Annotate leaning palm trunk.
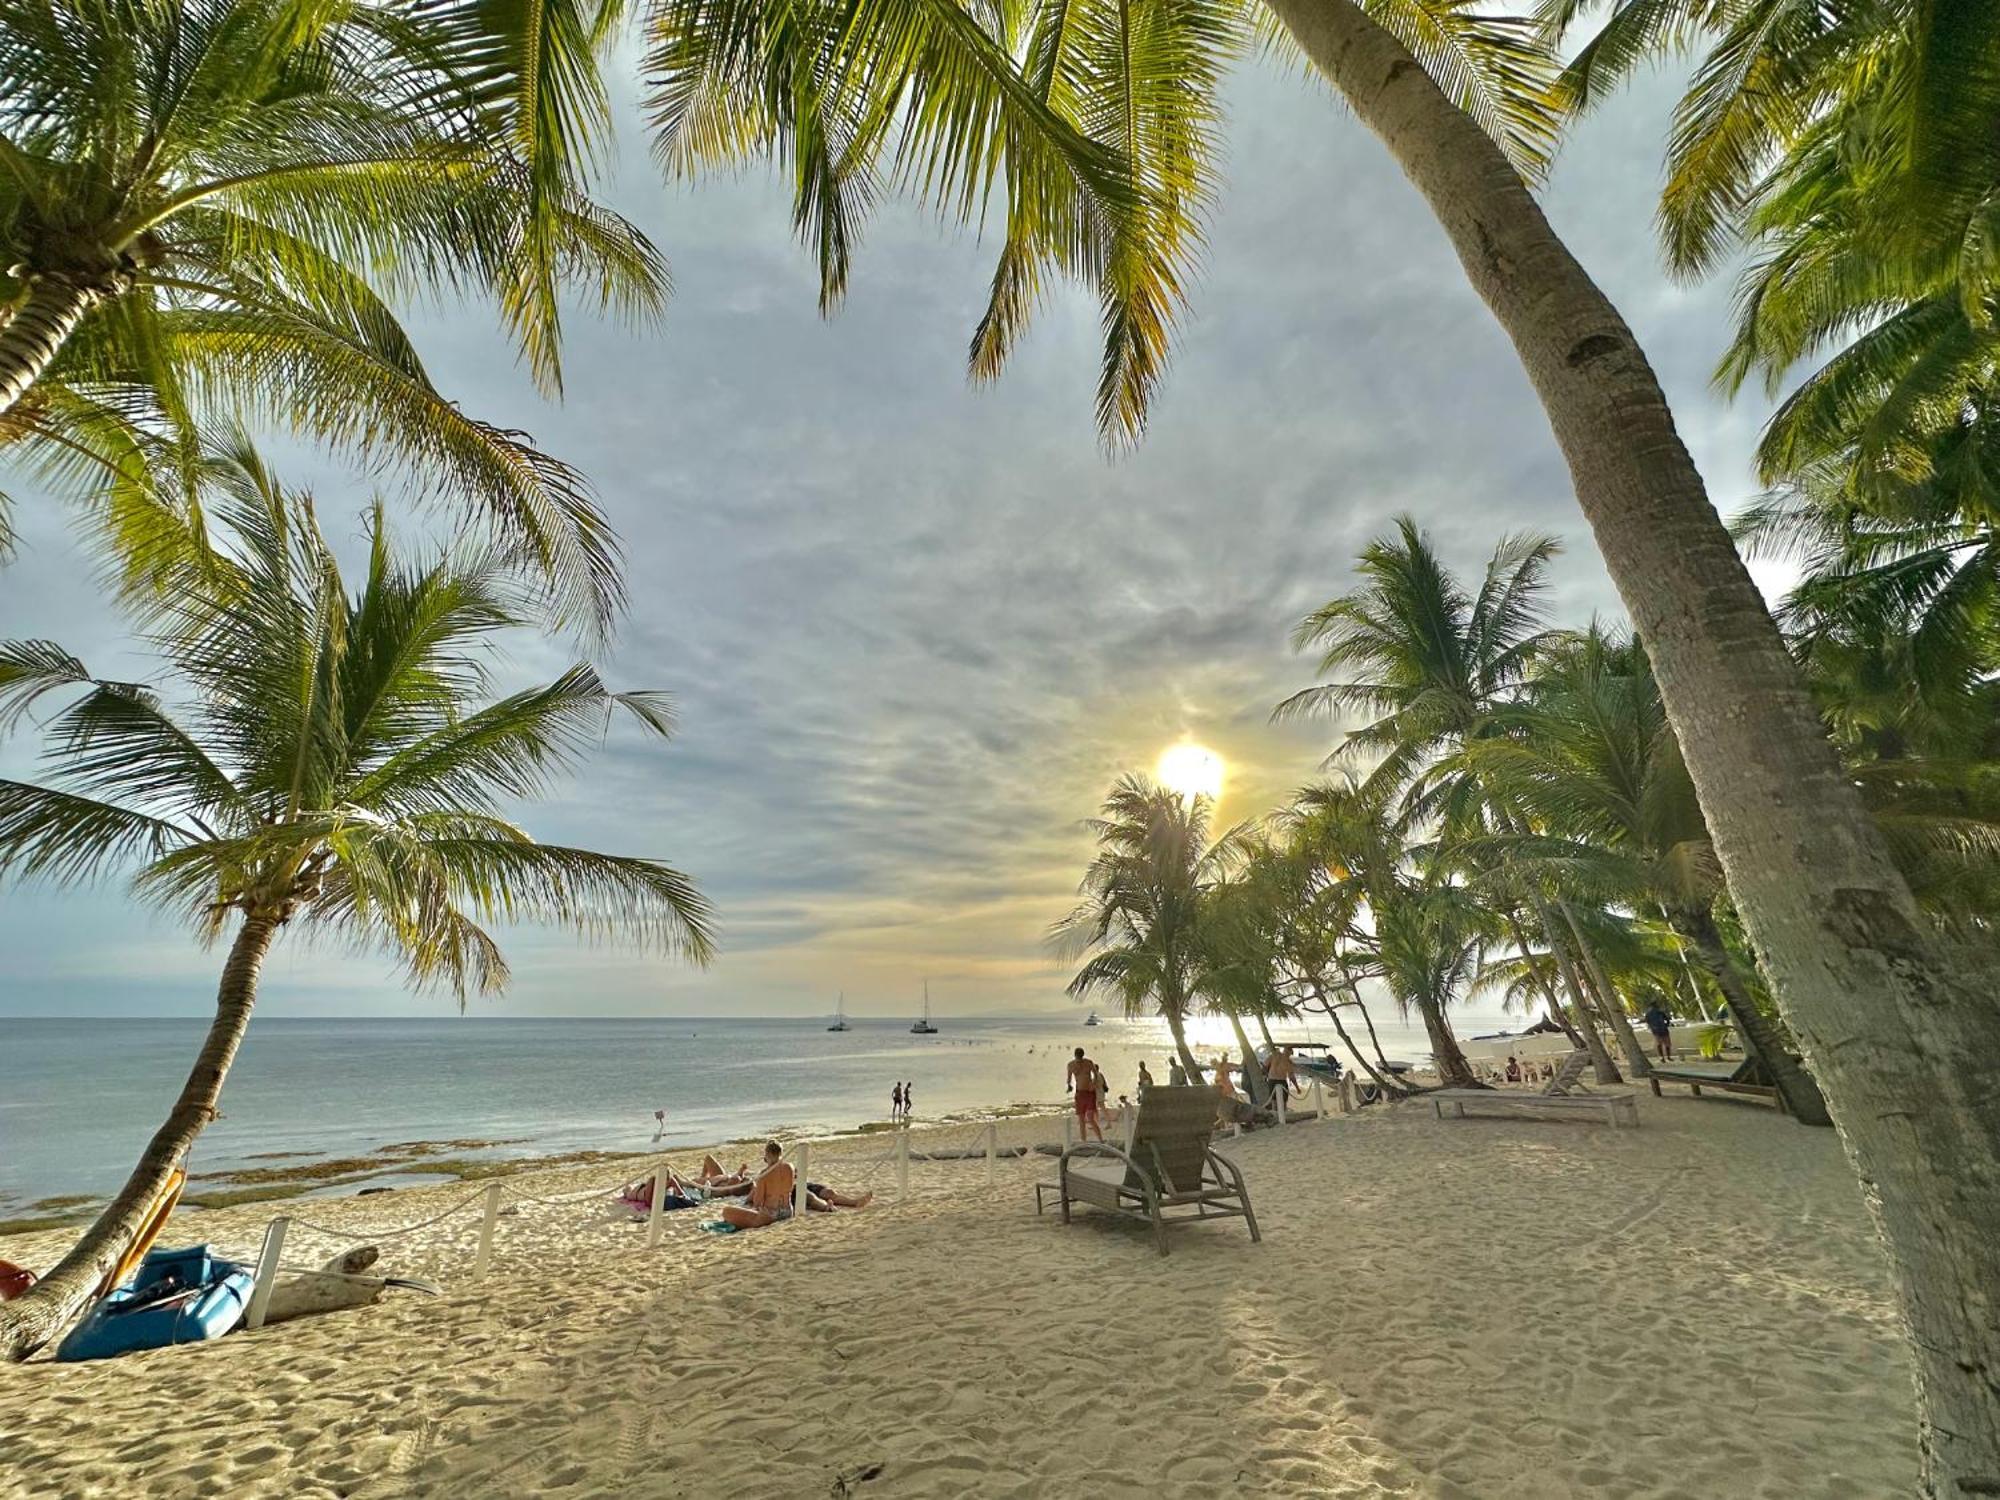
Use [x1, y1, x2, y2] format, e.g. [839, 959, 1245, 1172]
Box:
[1562, 905, 1652, 1080]
[0, 913, 279, 1361]
[0, 274, 111, 416]
[1508, 908, 1619, 1082]
[1228, 1013, 1271, 1109]
[1410, 991, 1478, 1088]
[1333, 961, 1400, 1076]
[1310, 984, 1409, 1098]
[1162, 999, 1206, 1084]
[1672, 909, 1832, 1127]
[1538, 905, 1622, 1082]
[1260, 0, 2000, 1482]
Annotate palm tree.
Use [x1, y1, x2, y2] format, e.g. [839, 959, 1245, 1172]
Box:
[642, 0, 2000, 1471]
[1050, 775, 1239, 1082]
[0, 0, 667, 625]
[1275, 519, 1625, 1078]
[0, 453, 715, 1361]
[1363, 866, 1486, 1089]
[1463, 628, 1832, 1121]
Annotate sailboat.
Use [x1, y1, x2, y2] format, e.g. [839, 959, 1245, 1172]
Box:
[910, 980, 939, 1035]
[826, 991, 849, 1033]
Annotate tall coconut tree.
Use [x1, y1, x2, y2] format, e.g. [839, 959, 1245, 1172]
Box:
[0, 0, 668, 625]
[1275, 519, 1625, 1075]
[1463, 628, 1831, 1119]
[0, 452, 715, 1361]
[642, 0, 2000, 1472]
[1050, 774, 1241, 1082]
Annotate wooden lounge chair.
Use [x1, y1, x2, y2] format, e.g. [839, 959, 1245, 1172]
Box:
[1646, 1023, 1792, 1113]
[1430, 1050, 1640, 1127]
[1034, 1085, 1261, 1255]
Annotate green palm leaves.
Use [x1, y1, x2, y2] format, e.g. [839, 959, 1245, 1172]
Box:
[0, 454, 714, 999]
[0, 0, 664, 625]
[642, 0, 1564, 442]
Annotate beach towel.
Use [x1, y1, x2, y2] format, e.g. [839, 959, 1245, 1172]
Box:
[698, 1220, 740, 1235]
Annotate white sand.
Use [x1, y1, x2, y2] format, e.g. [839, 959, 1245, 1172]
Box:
[0, 1094, 1916, 1497]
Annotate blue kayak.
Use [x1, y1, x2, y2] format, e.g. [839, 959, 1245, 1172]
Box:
[56, 1245, 254, 1363]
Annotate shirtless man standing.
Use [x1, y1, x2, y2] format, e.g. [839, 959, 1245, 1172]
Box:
[1067, 1047, 1106, 1142]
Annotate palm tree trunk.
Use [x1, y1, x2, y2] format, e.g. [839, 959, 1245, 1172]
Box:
[1412, 990, 1478, 1088]
[0, 275, 105, 417]
[1538, 903, 1622, 1083]
[1333, 959, 1399, 1076]
[1162, 1000, 1205, 1084]
[1504, 912, 1592, 1048]
[1228, 1012, 1271, 1109]
[1673, 908, 1832, 1127]
[1310, 986, 1408, 1098]
[1562, 904, 1653, 1080]
[0, 911, 280, 1362]
[1261, 0, 2000, 1483]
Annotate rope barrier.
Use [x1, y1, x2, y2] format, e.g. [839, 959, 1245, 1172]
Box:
[283, 1190, 486, 1242]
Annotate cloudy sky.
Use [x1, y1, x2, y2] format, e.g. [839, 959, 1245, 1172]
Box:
[0, 49, 1781, 1018]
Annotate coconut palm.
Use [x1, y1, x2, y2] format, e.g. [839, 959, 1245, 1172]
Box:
[1274, 519, 1626, 1075]
[0, 0, 667, 624]
[1463, 628, 1832, 1120]
[1050, 774, 1242, 1082]
[643, 0, 2000, 1469]
[0, 451, 714, 1361]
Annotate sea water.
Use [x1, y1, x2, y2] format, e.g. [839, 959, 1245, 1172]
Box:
[0, 1010, 1507, 1207]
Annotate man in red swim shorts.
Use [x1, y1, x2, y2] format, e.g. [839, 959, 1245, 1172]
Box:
[1067, 1047, 1106, 1142]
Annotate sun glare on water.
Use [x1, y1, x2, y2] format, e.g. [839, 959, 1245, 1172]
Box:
[1157, 742, 1225, 804]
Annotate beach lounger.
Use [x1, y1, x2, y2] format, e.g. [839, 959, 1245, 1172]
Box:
[1034, 1085, 1261, 1256]
[1430, 1050, 1640, 1127]
[1646, 1035, 1791, 1114]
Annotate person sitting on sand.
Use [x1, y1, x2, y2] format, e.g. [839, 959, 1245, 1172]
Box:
[719, 1142, 798, 1229]
[1504, 1055, 1522, 1083]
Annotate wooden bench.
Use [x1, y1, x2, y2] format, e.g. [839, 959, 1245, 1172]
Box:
[1431, 1090, 1639, 1128]
[1648, 1069, 1788, 1113]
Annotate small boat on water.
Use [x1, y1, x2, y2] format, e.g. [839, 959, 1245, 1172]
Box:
[57, 1245, 253, 1362]
[1083, 1011, 1101, 1027]
[827, 990, 850, 1032]
[910, 980, 938, 1035]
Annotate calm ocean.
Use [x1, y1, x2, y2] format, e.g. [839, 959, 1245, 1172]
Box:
[0, 1010, 1500, 1207]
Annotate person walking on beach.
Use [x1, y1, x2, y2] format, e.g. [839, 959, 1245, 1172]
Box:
[890, 1082, 904, 1122]
[901, 1081, 914, 1121]
[1067, 1047, 1105, 1141]
[1266, 1046, 1298, 1108]
[1642, 999, 1675, 1061]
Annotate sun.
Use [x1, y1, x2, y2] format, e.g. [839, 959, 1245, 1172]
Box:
[1157, 742, 1225, 804]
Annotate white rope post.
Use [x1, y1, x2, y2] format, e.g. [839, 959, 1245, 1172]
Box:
[1311, 1078, 1325, 1119]
[896, 1128, 910, 1199]
[645, 1165, 669, 1250]
[1122, 1103, 1134, 1151]
[244, 1216, 289, 1331]
[474, 1181, 504, 1275]
[793, 1142, 811, 1220]
[984, 1122, 998, 1184]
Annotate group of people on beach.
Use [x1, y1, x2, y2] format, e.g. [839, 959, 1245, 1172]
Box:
[1067, 1043, 1306, 1136]
[618, 1142, 873, 1231]
[888, 1081, 915, 1123]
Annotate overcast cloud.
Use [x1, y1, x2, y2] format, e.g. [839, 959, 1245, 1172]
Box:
[0, 52, 1781, 1018]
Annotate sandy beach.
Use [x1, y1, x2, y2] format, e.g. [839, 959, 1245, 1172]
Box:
[0, 1092, 1915, 1498]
